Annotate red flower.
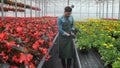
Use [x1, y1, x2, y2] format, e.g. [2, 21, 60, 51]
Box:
[46, 54, 50, 61]
[5, 24, 11, 30]
[16, 27, 23, 33]
[38, 39, 44, 44]
[26, 54, 33, 61]
[42, 29, 46, 32]
[5, 41, 16, 50]
[0, 32, 7, 41]
[19, 53, 33, 65]
[6, 41, 16, 48]
[13, 34, 19, 37]
[3, 55, 8, 61]
[19, 53, 26, 63]
[23, 47, 28, 52]
[40, 48, 48, 54]
[49, 41, 52, 47]
[0, 21, 4, 27]
[29, 62, 35, 68]
[0, 51, 5, 56]
[33, 31, 39, 37]
[0, 51, 9, 62]
[12, 55, 19, 63]
[12, 53, 33, 65]
[43, 24, 47, 29]
[24, 54, 33, 65]
[10, 66, 18, 68]
[7, 41, 16, 46]
[32, 42, 39, 50]
[25, 38, 29, 42]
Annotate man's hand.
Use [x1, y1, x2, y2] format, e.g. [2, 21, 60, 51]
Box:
[66, 33, 70, 37]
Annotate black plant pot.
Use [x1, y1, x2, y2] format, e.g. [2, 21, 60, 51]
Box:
[92, 47, 98, 52]
[107, 63, 112, 68]
[0, 64, 26, 68]
[80, 48, 89, 54]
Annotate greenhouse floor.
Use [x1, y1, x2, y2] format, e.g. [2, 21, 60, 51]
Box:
[42, 37, 78, 68]
[42, 37, 105, 68]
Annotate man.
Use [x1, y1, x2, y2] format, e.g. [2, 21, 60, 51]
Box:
[57, 6, 75, 68]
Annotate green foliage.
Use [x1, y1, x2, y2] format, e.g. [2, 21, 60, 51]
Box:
[112, 61, 120, 68]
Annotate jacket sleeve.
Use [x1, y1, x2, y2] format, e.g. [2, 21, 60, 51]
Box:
[57, 17, 67, 35]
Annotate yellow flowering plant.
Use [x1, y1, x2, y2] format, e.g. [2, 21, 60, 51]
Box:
[75, 19, 120, 67]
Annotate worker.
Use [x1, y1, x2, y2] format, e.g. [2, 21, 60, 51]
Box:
[57, 6, 75, 68]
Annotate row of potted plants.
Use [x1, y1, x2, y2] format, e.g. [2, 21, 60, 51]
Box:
[0, 0, 40, 11]
[0, 7, 25, 12]
[0, 17, 58, 68]
[102, 18, 118, 21]
[75, 19, 120, 68]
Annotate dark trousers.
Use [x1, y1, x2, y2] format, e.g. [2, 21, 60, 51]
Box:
[61, 58, 72, 68]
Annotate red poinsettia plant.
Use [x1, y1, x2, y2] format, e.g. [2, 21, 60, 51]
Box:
[0, 17, 58, 67]
[2, 0, 40, 10]
[31, 7, 41, 11]
[0, 7, 25, 12]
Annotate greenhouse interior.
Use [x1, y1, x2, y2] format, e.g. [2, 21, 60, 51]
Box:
[0, 0, 120, 68]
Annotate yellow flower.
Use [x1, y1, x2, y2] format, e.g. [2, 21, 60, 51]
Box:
[109, 29, 113, 31]
[117, 57, 120, 61]
[106, 46, 110, 48]
[112, 38, 115, 41]
[114, 31, 117, 33]
[109, 44, 113, 47]
[102, 43, 107, 47]
[108, 36, 111, 38]
[102, 43, 113, 48]
[100, 34, 104, 36]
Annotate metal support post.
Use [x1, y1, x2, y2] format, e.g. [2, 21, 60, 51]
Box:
[35, 0, 37, 17]
[1, 0, 4, 21]
[99, 2, 101, 18]
[88, 1, 90, 18]
[112, 0, 114, 19]
[102, 1, 105, 18]
[118, 0, 120, 19]
[24, 0, 26, 17]
[68, 0, 70, 6]
[106, 0, 109, 18]
[39, 0, 40, 17]
[30, 0, 32, 17]
[15, 0, 17, 18]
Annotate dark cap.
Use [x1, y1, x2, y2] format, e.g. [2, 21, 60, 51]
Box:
[64, 6, 72, 12]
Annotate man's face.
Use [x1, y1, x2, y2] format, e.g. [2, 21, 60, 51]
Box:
[64, 12, 72, 17]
